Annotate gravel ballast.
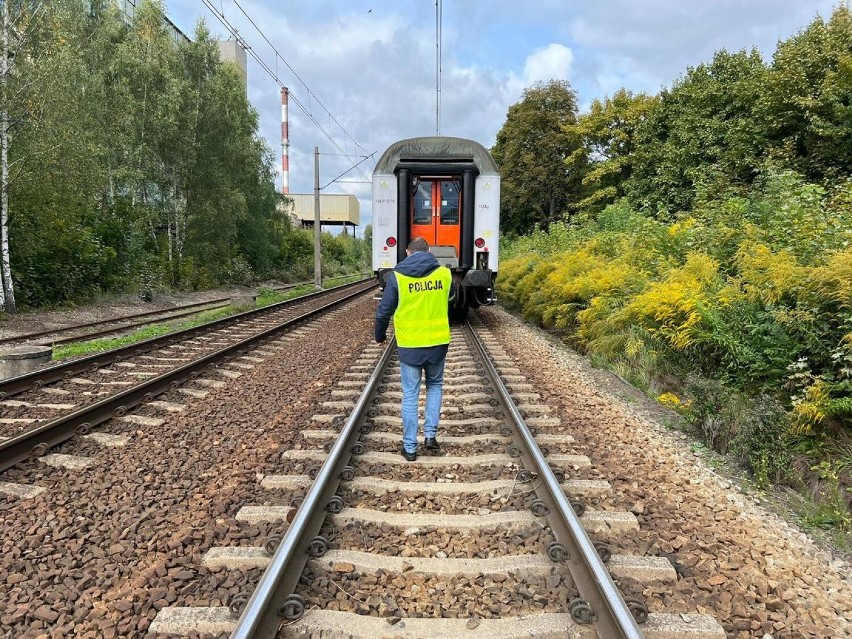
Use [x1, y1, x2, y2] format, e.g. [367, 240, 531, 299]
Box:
[0, 296, 378, 638]
[478, 306, 851, 639]
[4, 294, 846, 638]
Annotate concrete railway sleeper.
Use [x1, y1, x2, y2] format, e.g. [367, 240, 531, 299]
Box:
[0, 281, 374, 441]
[0, 273, 372, 348]
[0, 278, 373, 403]
[0, 283, 376, 474]
[149, 316, 726, 638]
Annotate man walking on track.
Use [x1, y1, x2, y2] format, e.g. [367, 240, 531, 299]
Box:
[375, 237, 452, 461]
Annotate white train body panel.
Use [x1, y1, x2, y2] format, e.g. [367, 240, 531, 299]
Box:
[371, 173, 399, 271]
[473, 175, 500, 272]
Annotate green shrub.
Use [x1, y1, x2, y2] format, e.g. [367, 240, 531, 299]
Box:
[729, 394, 792, 489]
[496, 167, 851, 512]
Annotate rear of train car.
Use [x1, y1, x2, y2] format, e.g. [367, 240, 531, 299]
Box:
[371, 136, 500, 318]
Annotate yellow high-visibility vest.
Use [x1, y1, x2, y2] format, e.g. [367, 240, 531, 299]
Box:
[394, 267, 452, 348]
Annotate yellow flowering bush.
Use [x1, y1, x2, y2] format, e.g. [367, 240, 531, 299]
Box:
[792, 380, 832, 433]
[496, 254, 541, 304]
[497, 183, 851, 455]
[657, 392, 692, 414]
[539, 248, 645, 329]
[607, 253, 720, 350]
[734, 241, 803, 306]
[806, 249, 852, 309]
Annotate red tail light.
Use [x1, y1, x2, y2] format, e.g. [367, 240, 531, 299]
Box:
[386, 237, 397, 247]
[474, 237, 485, 248]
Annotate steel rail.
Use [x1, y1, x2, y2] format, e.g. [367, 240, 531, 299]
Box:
[0, 273, 371, 347]
[0, 298, 232, 346]
[229, 339, 396, 639]
[44, 301, 233, 346]
[0, 285, 376, 473]
[0, 279, 373, 399]
[464, 321, 644, 639]
[43, 275, 372, 347]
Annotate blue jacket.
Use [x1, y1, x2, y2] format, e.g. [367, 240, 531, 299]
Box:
[375, 250, 450, 366]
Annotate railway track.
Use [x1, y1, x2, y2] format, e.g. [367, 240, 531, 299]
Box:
[148, 314, 726, 638]
[0, 273, 370, 348]
[0, 280, 375, 474]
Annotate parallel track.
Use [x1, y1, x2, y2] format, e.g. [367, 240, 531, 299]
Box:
[0, 281, 376, 473]
[0, 279, 371, 400]
[0, 273, 370, 347]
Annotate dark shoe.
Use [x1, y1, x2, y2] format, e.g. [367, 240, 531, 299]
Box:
[424, 437, 440, 451]
[400, 447, 417, 462]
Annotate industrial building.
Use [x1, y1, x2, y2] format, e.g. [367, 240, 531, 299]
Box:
[217, 40, 248, 90]
[110, 2, 248, 94]
[113, 0, 189, 44]
[286, 194, 360, 234]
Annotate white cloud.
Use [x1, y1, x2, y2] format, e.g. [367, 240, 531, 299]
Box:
[169, 0, 839, 234]
[523, 43, 574, 86]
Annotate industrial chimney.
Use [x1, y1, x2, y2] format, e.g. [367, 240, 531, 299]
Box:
[281, 86, 290, 194]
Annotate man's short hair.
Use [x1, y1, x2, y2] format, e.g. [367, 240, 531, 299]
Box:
[408, 237, 429, 253]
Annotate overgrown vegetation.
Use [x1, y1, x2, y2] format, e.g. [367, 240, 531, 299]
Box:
[0, 1, 368, 312]
[495, 5, 852, 540]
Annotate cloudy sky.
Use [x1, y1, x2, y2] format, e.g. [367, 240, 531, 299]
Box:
[164, 0, 836, 231]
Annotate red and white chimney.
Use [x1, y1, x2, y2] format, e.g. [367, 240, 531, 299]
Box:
[281, 86, 290, 194]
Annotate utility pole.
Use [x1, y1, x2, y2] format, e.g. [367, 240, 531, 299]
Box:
[435, 0, 442, 136]
[313, 146, 322, 289]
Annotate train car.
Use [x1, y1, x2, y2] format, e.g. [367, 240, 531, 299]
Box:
[372, 136, 500, 319]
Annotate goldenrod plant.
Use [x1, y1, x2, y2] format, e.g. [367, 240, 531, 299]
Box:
[497, 175, 851, 539]
[492, 5, 852, 542]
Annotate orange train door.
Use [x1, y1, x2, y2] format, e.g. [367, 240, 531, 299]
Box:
[410, 178, 461, 255]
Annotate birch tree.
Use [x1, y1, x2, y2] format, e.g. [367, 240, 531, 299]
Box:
[1, 0, 10, 310]
[8, 1, 112, 307]
[0, 0, 50, 313]
[1, 0, 19, 312]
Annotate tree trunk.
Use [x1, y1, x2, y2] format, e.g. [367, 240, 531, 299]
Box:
[174, 180, 184, 276]
[1, 0, 16, 313]
[171, 178, 183, 287]
[166, 214, 173, 284]
[0, 2, 7, 311]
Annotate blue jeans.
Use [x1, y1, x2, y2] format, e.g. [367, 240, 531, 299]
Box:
[400, 358, 445, 453]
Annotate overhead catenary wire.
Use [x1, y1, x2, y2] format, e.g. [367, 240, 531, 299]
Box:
[200, 0, 373, 184]
[321, 152, 376, 190]
[230, 0, 372, 164]
[201, 0, 369, 182]
[435, 0, 442, 136]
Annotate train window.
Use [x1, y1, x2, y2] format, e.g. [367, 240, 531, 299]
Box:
[413, 182, 432, 225]
[440, 180, 459, 225]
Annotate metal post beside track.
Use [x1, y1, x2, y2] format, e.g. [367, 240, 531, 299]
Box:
[314, 146, 322, 289]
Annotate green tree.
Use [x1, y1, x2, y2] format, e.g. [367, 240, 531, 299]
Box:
[2, 0, 367, 309]
[113, 1, 183, 279]
[8, 1, 119, 307]
[566, 88, 658, 214]
[762, 5, 852, 181]
[627, 49, 769, 217]
[492, 80, 582, 235]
